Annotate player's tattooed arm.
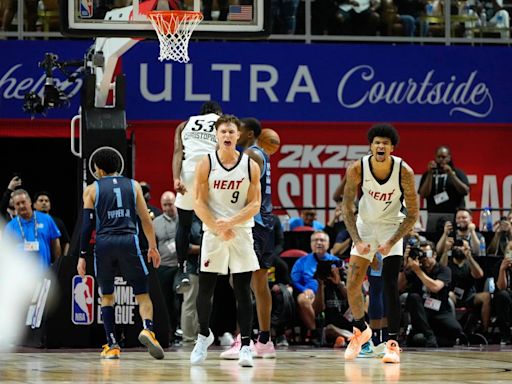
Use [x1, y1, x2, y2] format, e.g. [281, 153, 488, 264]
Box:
[342, 161, 362, 244]
[389, 163, 420, 245]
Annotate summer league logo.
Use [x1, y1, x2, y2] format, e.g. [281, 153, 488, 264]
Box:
[337, 65, 494, 118]
[71, 275, 94, 325]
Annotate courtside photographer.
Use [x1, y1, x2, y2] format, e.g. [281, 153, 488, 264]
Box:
[399, 240, 462, 347]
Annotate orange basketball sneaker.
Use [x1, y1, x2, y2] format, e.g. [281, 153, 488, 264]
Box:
[381, 340, 401, 364]
[100, 344, 121, 359]
[344, 326, 372, 360]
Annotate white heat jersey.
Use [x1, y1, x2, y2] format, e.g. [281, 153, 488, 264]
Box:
[181, 113, 220, 173]
[357, 155, 406, 225]
[205, 152, 254, 230]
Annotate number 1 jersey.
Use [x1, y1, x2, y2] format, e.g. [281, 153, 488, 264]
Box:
[95, 176, 138, 236]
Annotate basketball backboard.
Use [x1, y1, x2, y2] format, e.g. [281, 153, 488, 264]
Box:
[61, 0, 270, 39]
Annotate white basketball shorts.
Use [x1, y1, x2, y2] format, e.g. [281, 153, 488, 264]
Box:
[350, 221, 404, 261]
[200, 227, 260, 274]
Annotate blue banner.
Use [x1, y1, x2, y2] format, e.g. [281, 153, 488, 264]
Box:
[0, 40, 511, 122]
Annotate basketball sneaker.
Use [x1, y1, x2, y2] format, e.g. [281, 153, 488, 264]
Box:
[138, 329, 165, 360]
[381, 340, 401, 364]
[238, 345, 254, 367]
[100, 343, 121, 359]
[344, 326, 372, 360]
[220, 334, 256, 360]
[254, 340, 276, 359]
[358, 340, 387, 358]
[358, 340, 375, 358]
[190, 330, 214, 365]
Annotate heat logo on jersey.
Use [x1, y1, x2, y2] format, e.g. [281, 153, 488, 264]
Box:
[368, 188, 396, 201]
[72, 275, 94, 325]
[212, 178, 245, 190]
[80, 0, 93, 18]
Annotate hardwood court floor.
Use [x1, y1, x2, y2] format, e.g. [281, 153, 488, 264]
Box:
[2, 345, 512, 383]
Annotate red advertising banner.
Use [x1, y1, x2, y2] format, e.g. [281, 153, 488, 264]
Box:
[2, 119, 509, 229]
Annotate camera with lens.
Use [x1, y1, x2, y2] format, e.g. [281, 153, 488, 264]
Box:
[409, 245, 427, 261]
[315, 259, 345, 280]
[22, 52, 83, 116]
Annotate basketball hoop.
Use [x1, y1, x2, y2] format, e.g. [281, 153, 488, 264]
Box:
[146, 10, 203, 63]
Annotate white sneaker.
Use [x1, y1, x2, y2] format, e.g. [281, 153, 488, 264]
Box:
[219, 332, 235, 346]
[238, 345, 254, 367]
[190, 330, 214, 365]
[220, 334, 256, 360]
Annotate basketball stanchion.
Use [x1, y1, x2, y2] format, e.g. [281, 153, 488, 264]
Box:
[145, 10, 203, 63]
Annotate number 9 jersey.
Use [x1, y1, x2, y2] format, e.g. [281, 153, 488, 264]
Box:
[205, 152, 254, 230]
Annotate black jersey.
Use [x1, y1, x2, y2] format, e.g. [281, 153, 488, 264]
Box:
[94, 176, 138, 236]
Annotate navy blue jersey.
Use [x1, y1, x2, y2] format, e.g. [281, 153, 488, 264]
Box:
[94, 176, 138, 236]
[250, 145, 274, 229]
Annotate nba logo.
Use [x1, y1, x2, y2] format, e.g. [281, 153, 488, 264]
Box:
[80, 0, 93, 18]
[72, 275, 94, 325]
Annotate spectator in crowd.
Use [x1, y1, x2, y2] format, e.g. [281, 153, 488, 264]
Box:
[136, 181, 162, 260]
[33, 191, 71, 256]
[331, 227, 352, 261]
[2, 0, 37, 32]
[140, 181, 163, 219]
[181, 212, 202, 344]
[1, 176, 21, 225]
[439, 238, 491, 335]
[493, 240, 512, 344]
[479, 0, 510, 34]
[334, 0, 381, 35]
[436, 208, 484, 257]
[271, 0, 300, 34]
[289, 209, 325, 231]
[269, 253, 295, 346]
[324, 200, 347, 244]
[488, 214, 512, 256]
[203, 0, 229, 20]
[4, 189, 61, 269]
[399, 240, 463, 347]
[328, 202, 354, 261]
[418, 146, 470, 233]
[291, 231, 340, 344]
[153, 191, 180, 343]
[395, 0, 428, 36]
[314, 258, 353, 347]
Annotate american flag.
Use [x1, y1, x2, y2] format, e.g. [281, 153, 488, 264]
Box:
[228, 5, 253, 21]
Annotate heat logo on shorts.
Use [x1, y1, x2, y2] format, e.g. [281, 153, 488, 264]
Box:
[80, 0, 93, 18]
[72, 275, 94, 325]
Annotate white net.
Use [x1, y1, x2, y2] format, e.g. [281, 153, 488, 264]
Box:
[147, 11, 203, 63]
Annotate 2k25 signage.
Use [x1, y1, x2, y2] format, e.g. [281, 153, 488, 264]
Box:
[0, 40, 511, 122]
